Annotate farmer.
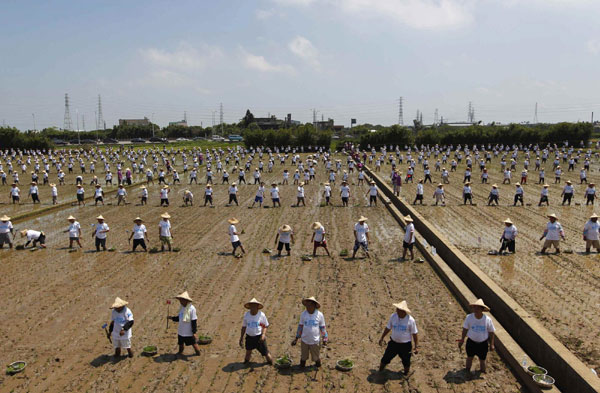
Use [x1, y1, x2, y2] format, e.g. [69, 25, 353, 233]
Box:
[160, 185, 170, 207]
[310, 222, 331, 257]
[20, 229, 46, 248]
[540, 213, 565, 254]
[274, 224, 294, 257]
[228, 218, 246, 255]
[366, 180, 378, 206]
[183, 189, 194, 206]
[91, 215, 110, 251]
[291, 296, 328, 368]
[251, 182, 265, 208]
[513, 183, 524, 206]
[239, 298, 274, 365]
[159, 213, 173, 252]
[561, 180, 574, 206]
[116, 184, 127, 206]
[29, 181, 40, 204]
[296, 182, 306, 207]
[129, 217, 149, 252]
[228, 182, 239, 206]
[402, 215, 415, 261]
[0, 215, 14, 249]
[340, 180, 350, 207]
[433, 183, 445, 206]
[458, 299, 495, 375]
[65, 215, 82, 249]
[487, 184, 499, 206]
[202, 184, 213, 206]
[499, 218, 517, 254]
[352, 216, 370, 258]
[462, 182, 473, 205]
[9, 183, 20, 204]
[583, 213, 600, 253]
[585, 183, 596, 205]
[139, 185, 148, 205]
[538, 184, 550, 206]
[378, 301, 419, 375]
[413, 179, 424, 205]
[322, 182, 332, 206]
[167, 291, 201, 356]
[50, 183, 58, 205]
[109, 297, 134, 358]
[93, 184, 104, 206]
[75, 184, 85, 206]
[270, 183, 281, 207]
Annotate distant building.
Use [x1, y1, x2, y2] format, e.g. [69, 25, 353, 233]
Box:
[168, 120, 188, 127]
[119, 117, 150, 127]
[255, 113, 300, 130]
[314, 118, 334, 130]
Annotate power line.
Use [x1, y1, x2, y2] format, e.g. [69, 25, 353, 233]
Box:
[398, 97, 404, 125]
[63, 93, 73, 131]
[97, 95, 104, 131]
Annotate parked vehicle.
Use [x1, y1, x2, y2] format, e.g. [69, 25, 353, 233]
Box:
[176, 137, 190, 141]
[131, 138, 146, 143]
[228, 134, 243, 142]
[52, 139, 68, 145]
[102, 138, 119, 144]
[149, 137, 168, 143]
[80, 139, 96, 144]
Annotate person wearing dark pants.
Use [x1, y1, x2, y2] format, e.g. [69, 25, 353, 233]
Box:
[168, 291, 201, 356]
[92, 215, 109, 251]
[275, 225, 294, 257]
[378, 301, 419, 375]
[561, 181, 574, 206]
[239, 298, 273, 365]
[128, 217, 148, 252]
[498, 218, 517, 254]
[21, 229, 46, 248]
[109, 297, 135, 358]
[458, 299, 495, 375]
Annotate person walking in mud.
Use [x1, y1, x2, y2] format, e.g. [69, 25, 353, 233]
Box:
[128, 217, 149, 252]
[239, 298, 273, 365]
[538, 184, 550, 206]
[65, 215, 82, 249]
[227, 218, 246, 255]
[487, 184, 499, 206]
[433, 183, 445, 206]
[513, 183, 524, 206]
[561, 180, 574, 206]
[310, 222, 331, 257]
[92, 215, 109, 251]
[167, 291, 201, 356]
[401, 215, 415, 261]
[139, 185, 148, 205]
[109, 297, 135, 358]
[0, 215, 14, 249]
[498, 218, 517, 254]
[274, 224, 294, 257]
[540, 213, 565, 254]
[458, 299, 495, 376]
[291, 296, 328, 369]
[585, 183, 596, 205]
[352, 216, 370, 258]
[378, 301, 419, 376]
[583, 213, 600, 254]
[413, 179, 424, 205]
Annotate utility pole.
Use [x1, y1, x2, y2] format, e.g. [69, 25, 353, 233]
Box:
[151, 113, 155, 138]
[434, 108, 439, 125]
[219, 103, 224, 135]
[184, 111, 187, 124]
[398, 97, 404, 125]
[76, 109, 80, 144]
[82, 115, 86, 132]
[97, 95, 104, 131]
[64, 93, 73, 131]
[32, 113, 36, 132]
[95, 111, 98, 141]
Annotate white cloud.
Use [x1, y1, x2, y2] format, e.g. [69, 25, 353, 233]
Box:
[271, 0, 316, 5]
[241, 49, 296, 74]
[139, 42, 223, 71]
[255, 8, 277, 19]
[586, 39, 600, 55]
[288, 36, 320, 68]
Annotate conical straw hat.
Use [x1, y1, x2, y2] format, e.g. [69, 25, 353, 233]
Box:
[469, 298, 490, 311]
[228, 218, 239, 224]
[302, 296, 321, 309]
[175, 291, 193, 302]
[311, 222, 323, 230]
[161, 213, 171, 219]
[110, 297, 129, 309]
[358, 216, 368, 222]
[244, 298, 264, 309]
[67, 215, 76, 220]
[393, 300, 411, 314]
[96, 215, 105, 220]
[280, 224, 292, 232]
[0, 215, 11, 221]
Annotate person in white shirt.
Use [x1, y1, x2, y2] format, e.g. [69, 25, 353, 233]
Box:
[202, 184, 213, 206]
[352, 216, 370, 258]
[74, 184, 85, 206]
[92, 215, 110, 251]
[378, 301, 419, 375]
[139, 185, 148, 205]
[499, 218, 517, 254]
[29, 181, 40, 204]
[458, 299, 495, 374]
[183, 189, 194, 206]
[513, 183, 524, 206]
[64, 215, 82, 249]
[109, 297, 135, 358]
[167, 291, 201, 356]
[462, 182, 473, 205]
[585, 183, 596, 205]
[20, 229, 46, 248]
[160, 185, 170, 207]
[251, 182, 265, 208]
[50, 183, 58, 205]
[128, 217, 149, 252]
[270, 183, 281, 207]
[365, 180, 378, 207]
[0, 215, 14, 249]
[434, 183, 446, 206]
[159, 213, 173, 252]
[296, 182, 306, 207]
[310, 221, 331, 257]
[538, 184, 550, 206]
[228, 182, 239, 206]
[291, 296, 328, 368]
[540, 213, 565, 254]
[487, 184, 499, 206]
[115, 184, 127, 206]
[413, 179, 424, 205]
[274, 224, 294, 257]
[554, 166, 562, 184]
[239, 298, 273, 365]
[583, 213, 600, 253]
[402, 216, 416, 260]
[561, 180, 574, 206]
[228, 217, 245, 255]
[340, 181, 350, 207]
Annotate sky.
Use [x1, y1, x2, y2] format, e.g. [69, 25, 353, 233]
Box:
[1, 0, 600, 131]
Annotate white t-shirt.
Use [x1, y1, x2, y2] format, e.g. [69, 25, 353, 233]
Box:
[386, 313, 418, 343]
[323, 185, 331, 197]
[205, 188, 213, 196]
[117, 188, 127, 196]
[51, 186, 58, 196]
[270, 187, 279, 198]
[68, 221, 81, 237]
[314, 227, 325, 242]
[584, 220, 600, 241]
[26, 230, 41, 241]
[229, 224, 239, 242]
[545, 221, 563, 241]
[463, 313, 495, 343]
[0, 221, 13, 234]
[160, 189, 169, 199]
[256, 186, 265, 198]
[340, 185, 350, 197]
[95, 223, 109, 239]
[369, 185, 378, 196]
[299, 310, 326, 345]
[404, 223, 415, 243]
[133, 224, 147, 239]
[77, 187, 85, 195]
[159, 220, 171, 237]
[177, 305, 198, 337]
[111, 307, 134, 340]
[297, 186, 305, 198]
[563, 185, 574, 194]
[11, 187, 20, 196]
[416, 184, 423, 195]
[229, 186, 237, 194]
[279, 229, 292, 243]
[354, 223, 369, 242]
[242, 311, 269, 337]
[502, 225, 517, 240]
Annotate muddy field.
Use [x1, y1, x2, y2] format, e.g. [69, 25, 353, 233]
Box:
[392, 153, 600, 371]
[0, 155, 522, 393]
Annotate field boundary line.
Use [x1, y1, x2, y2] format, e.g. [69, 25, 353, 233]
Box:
[361, 162, 600, 393]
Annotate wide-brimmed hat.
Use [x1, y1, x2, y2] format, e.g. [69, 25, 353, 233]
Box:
[280, 224, 292, 232]
[299, 182, 305, 186]
[162, 185, 169, 189]
[228, 217, 239, 224]
[504, 218, 513, 224]
[140, 185, 146, 189]
[515, 183, 520, 187]
[231, 182, 237, 186]
[370, 180, 376, 184]
[543, 184, 549, 188]
[469, 298, 490, 311]
[0, 215, 11, 221]
[110, 297, 128, 309]
[311, 221, 323, 230]
[30, 181, 37, 185]
[95, 184, 101, 187]
[492, 184, 498, 188]
[590, 183, 595, 186]
[324, 182, 330, 186]
[67, 215, 76, 221]
[547, 213, 557, 219]
[358, 215, 368, 222]
[133, 217, 143, 222]
[404, 215, 413, 223]
[590, 213, 599, 219]
[161, 212, 171, 219]
[96, 215, 105, 220]
[244, 298, 264, 309]
[77, 184, 82, 187]
[175, 291, 193, 302]
[271, 182, 277, 186]
[566, 180, 572, 184]
[20, 229, 28, 236]
[49, 183, 56, 187]
[393, 300, 411, 314]
[302, 296, 321, 309]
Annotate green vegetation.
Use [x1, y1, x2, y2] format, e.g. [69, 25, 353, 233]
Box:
[337, 359, 354, 368]
[6, 362, 26, 374]
[528, 365, 546, 374]
[339, 249, 349, 257]
[142, 345, 157, 353]
[275, 354, 292, 366]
